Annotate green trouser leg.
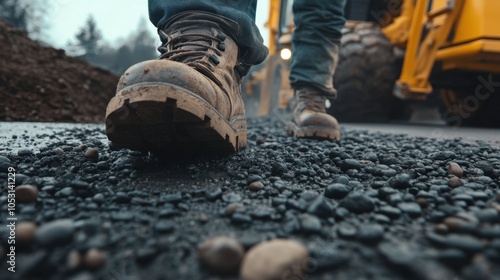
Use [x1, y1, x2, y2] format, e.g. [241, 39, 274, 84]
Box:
[289, 0, 347, 98]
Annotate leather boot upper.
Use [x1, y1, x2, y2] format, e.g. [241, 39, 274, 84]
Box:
[292, 88, 339, 129]
[115, 11, 245, 121]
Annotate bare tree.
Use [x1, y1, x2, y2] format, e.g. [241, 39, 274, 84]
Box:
[0, 0, 48, 39]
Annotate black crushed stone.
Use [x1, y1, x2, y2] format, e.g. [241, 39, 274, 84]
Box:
[0, 118, 499, 280]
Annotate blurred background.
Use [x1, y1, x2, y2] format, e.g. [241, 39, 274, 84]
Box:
[0, 0, 270, 75]
[2, 0, 499, 127]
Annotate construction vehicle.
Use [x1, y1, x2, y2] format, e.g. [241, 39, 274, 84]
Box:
[248, 0, 500, 127]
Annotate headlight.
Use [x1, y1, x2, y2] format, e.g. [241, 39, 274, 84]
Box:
[280, 48, 292, 60]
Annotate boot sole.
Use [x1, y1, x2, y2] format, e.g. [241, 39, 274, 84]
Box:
[105, 83, 247, 154]
[286, 122, 341, 141]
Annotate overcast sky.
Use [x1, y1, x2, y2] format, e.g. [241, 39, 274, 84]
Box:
[48, 0, 269, 48]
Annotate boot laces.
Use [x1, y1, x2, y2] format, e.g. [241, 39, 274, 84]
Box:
[296, 90, 327, 113]
[157, 31, 224, 86]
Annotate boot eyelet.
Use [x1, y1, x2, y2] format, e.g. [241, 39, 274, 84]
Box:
[216, 33, 227, 41]
[209, 54, 220, 65]
[158, 46, 168, 54]
[218, 43, 226, 51]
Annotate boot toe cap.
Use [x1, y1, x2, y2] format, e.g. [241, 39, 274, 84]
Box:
[117, 60, 211, 90]
[296, 111, 339, 129]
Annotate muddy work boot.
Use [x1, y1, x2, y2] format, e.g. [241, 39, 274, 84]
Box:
[105, 11, 247, 154]
[287, 88, 341, 140]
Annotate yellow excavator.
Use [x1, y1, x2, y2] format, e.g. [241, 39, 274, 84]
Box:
[246, 0, 500, 127]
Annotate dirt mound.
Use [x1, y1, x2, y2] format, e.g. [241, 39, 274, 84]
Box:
[0, 19, 119, 123]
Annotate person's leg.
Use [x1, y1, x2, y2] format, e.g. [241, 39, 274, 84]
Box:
[289, 0, 346, 96]
[105, 1, 268, 154]
[148, 0, 267, 67]
[287, 0, 347, 140]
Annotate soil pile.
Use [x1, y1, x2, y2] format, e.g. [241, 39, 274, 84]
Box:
[0, 19, 119, 123]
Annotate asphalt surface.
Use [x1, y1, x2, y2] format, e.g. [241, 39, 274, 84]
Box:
[0, 119, 499, 280]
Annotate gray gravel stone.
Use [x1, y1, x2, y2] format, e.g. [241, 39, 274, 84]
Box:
[427, 232, 485, 253]
[222, 192, 242, 203]
[35, 219, 75, 247]
[337, 224, 357, 239]
[389, 173, 411, 189]
[205, 188, 222, 201]
[311, 246, 350, 270]
[154, 220, 175, 233]
[341, 159, 362, 171]
[299, 214, 322, 234]
[18, 149, 34, 156]
[430, 151, 457, 160]
[357, 224, 384, 244]
[307, 195, 335, 218]
[231, 213, 252, 225]
[340, 193, 374, 214]
[397, 202, 422, 217]
[378, 206, 401, 219]
[325, 183, 351, 199]
[475, 161, 494, 176]
[378, 242, 416, 267]
[436, 249, 468, 266]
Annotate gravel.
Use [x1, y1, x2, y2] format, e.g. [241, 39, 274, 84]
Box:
[15, 184, 39, 203]
[339, 193, 375, 213]
[240, 239, 309, 280]
[198, 236, 245, 275]
[0, 119, 499, 279]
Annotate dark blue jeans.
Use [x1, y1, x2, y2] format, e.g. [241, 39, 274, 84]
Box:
[148, 0, 346, 95]
[290, 0, 346, 96]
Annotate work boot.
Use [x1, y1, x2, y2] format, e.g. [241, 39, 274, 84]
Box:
[105, 11, 247, 154]
[286, 88, 341, 140]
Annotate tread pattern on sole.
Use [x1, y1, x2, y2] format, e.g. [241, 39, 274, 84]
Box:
[286, 122, 341, 141]
[105, 83, 247, 154]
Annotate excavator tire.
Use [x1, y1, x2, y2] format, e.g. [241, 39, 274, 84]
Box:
[329, 22, 408, 122]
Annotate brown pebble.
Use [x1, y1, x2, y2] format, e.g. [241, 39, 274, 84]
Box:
[416, 198, 428, 208]
[198, 236, 245, 275]
[455, 212, 479, 224]
[54, 148, 64, 156]
[241, 239, 309, 280]
[199, 213, 208, 224]
[67, 250, 82, 269]
[84, 148, 99, 160]
[448, 162, 463, 178]
[435, 224, 448, 235]
[443, 217, 465, 231]
[84, 248, 106, 269]
[15, 185, 39, 203]
[226, 203, 246, 216]
[491, 205, 500, 212]
[249, 181, 264, 192]
[468, 254, 491, 277]
[16, 222, 37, 243]
[448, 176, 465, 188]
[77, 144, 88, 151]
